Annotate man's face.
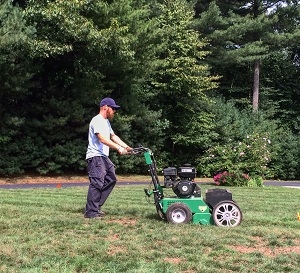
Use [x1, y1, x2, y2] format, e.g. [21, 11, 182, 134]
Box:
[106, 106, 117, 119]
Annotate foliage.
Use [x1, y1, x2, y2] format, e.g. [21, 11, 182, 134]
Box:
[213, 171, 264, 187]
[147, 0, 219, 165]
[260, 50, 300, 131]
[0, 0, 166, 175]
[0, 1, 38, 175]
[193, 0, 300, 110]
[0, 0, 299, 179]
[268, 127, 300, 180]
[0, 1, 36, 111]
[199, 132, 271, 186]
[198, 97, 300, 180]
[0, 0, 216, 175]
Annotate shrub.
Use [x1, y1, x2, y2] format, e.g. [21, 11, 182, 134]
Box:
[199, 132, 271, 186]
[213, 171, 263, 187]
[268, 128, 300, 179]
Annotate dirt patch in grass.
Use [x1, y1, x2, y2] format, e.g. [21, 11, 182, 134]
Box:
[164, 257, 184, 264]
[0, 174, 213, 184]
[0, 175, 88, 184]
[231, 236, 300, 257]
[107, 218, 137, 226]
[107, 245, 125, 256]
[106, 233, 126, 255]
[0, 174, 151, 184]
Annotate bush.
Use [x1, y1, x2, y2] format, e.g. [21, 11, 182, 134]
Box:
[268, 128, 300, 179]
[213, 171, 263, 187]
[199, 132, 271, 186]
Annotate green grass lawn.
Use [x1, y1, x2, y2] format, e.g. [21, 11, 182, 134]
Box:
[0, 184, 299, 273]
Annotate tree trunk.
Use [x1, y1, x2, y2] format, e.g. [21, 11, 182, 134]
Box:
[252, 59, 260, 112]
[252, 0, 260, 112]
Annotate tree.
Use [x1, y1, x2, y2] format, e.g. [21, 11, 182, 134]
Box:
[0, 0, 37, 174]
[146, 0, 219, 165]
[22, 0, 161, 174]
[0, 0, 171, 174]
[0, 0, 35, 109]
[193, 0, 300, 111]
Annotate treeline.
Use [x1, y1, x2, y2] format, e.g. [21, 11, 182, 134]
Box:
[0, 0, 299, 180]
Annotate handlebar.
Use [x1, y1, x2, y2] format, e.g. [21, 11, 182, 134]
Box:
[130, 146, 150, 154]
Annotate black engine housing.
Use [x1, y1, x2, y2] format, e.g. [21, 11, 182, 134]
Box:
[172, 180, 196, 198]
[163, 165, 200, 198]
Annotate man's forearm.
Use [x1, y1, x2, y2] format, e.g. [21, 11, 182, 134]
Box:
[96, 133, 121, 151]
[111, 135, 129, 148]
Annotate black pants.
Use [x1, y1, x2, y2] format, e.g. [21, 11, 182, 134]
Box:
[84, 156, 116, 217]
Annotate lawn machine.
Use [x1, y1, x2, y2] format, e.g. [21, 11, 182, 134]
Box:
[131, 146, 242, 227]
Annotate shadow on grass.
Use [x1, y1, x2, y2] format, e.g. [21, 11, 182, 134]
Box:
[145, 213, 165, 222]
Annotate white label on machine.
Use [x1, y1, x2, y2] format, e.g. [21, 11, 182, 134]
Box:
[181, 169, 192, 172]
[198, 206, 207, 212]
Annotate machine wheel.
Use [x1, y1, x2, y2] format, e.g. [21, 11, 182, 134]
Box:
[212, 201, 242, 227]
[156, 203, 166, 220]
[166, 202, 192, 224]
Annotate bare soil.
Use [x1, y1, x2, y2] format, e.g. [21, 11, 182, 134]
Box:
[0, 174, 151, 185]
[0, 174, 213, 185]
[230, 237, 300, 257]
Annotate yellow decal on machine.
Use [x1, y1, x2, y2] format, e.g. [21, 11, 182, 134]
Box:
[198, 206, 207, 212]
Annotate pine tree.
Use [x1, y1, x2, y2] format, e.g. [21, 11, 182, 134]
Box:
[193, 0, 300, 111]
[148, 0, 219, 164]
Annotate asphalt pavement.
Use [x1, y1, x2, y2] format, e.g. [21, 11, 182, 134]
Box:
[0, 181, 299, 189]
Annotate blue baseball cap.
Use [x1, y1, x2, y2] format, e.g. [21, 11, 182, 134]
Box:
[100, 98, 121, 109]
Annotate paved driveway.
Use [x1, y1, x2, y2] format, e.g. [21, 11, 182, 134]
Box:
[264, 181, 300, 188]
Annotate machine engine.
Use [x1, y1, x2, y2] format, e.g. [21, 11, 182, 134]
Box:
[163, 165, 200, 198]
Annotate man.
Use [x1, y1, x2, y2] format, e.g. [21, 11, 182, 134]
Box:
[84, 97, 132, 219]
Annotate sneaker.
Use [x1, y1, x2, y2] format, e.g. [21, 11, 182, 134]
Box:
[98, 211, 106, 216]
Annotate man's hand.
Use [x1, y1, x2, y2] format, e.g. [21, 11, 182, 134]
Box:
[118, 146, 128, 155]
[117, 145, 133, 155]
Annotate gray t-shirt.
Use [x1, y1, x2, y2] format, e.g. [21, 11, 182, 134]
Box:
[86, 114, 114, 159]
